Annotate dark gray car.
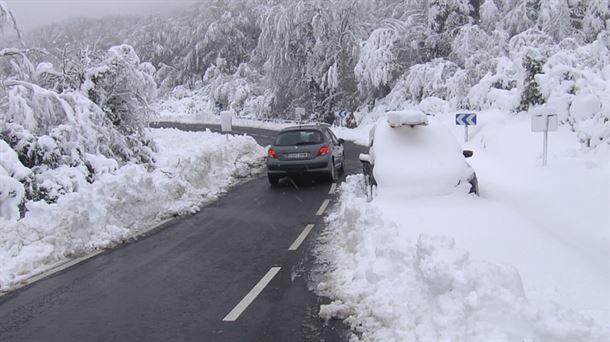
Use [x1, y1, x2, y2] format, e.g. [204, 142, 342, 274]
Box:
[266, 125, 345, 185]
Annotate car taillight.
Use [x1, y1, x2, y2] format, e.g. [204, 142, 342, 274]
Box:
[318, 145, 330, 156]
[268, 147, 277, 158]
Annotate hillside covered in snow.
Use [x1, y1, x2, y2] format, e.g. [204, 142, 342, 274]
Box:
[15, 0, 609, 147]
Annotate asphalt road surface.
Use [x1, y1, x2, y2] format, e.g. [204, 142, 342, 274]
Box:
[0, 123, 366, 342]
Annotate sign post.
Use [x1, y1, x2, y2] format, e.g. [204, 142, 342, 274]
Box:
[220, 111, 232, 140]
[335, 111, 349, 127]
[455, 113, 477, 142]
[295, 107, 306, 122]
[531, 113, 558, 167]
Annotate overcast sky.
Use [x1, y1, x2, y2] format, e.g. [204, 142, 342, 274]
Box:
[6, 0, 198, 31]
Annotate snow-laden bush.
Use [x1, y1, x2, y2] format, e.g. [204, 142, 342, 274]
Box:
[82, 45, 157, 139]
[466, 59, 520, 112]
[354, 27, 398, 98]
[396, 59, 459, 103]
[0, 139, 29, 221]
[203, 60, 271, 117]
[537, 31, 610, 147]
[508, 28, 558, 60]
[0, 44, 158, 220]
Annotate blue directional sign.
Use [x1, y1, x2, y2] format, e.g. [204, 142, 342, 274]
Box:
[455, 113, 477, 126]
[336, 111, 350, 118]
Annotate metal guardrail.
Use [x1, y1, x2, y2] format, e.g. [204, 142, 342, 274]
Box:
[233, 115, 349, 128]
[233, 115, 316, 125]
[153, 113, 342, 129]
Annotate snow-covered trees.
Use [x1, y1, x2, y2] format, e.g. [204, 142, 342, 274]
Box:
[1, 45, 158, 212]
[0, 0, 23, 47]
[538, 0, 572, 42]
[82, 45, 157, 145]
[1, 1, 160, 221]
[581, 0, 609, 42]
[9, 0, 610, 148]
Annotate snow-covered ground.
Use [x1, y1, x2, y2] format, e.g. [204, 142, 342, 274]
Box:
[316, 109, 609, 341]
[0, 128, 265, 292]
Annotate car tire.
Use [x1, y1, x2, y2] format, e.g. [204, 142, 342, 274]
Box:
[268, 174, 280, 186]
[469, 174, 479, 196]
[328, 159, 338, 183]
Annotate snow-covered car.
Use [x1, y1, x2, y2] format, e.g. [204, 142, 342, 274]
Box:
[359, 110, 478, 198]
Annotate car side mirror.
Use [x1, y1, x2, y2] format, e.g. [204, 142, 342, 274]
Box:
[359, 153, 371, 164]
[338, 138, 345, 145]
[463, 150, 474, 158]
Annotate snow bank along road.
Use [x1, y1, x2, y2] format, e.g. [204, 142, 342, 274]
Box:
[0, 124, 365, 342]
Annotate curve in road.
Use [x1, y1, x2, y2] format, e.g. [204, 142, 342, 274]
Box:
[0, 123, 366, 342]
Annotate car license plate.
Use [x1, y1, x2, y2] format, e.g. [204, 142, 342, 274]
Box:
[286, 152, 309, 159]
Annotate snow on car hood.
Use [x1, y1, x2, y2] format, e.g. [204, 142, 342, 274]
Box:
[372, 115, 469, 198]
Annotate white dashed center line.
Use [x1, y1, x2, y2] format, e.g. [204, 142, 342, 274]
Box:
[328, 183, 337, 195]
[316, 199, 330, 216]
[223, 267, 281, 322]
[288, 224, 314, 251]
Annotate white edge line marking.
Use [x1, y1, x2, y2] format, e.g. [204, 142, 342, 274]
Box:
[0, 216, 177, 298]
[316, 199, 330, 216]
[288, 224, 315, 251]
[328, 183, 337, 195]
[223, 267, 282, 322]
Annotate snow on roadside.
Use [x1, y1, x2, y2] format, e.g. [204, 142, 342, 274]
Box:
[317, 107, 608, 341]
[0, 128, 265, 292]
[316, 175, 609, 341]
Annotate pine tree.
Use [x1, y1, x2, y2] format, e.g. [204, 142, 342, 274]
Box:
[518, 54, 544, 111]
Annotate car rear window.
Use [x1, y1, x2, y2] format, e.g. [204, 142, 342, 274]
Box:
[275, 130, 323, 146]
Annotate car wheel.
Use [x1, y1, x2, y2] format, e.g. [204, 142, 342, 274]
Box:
[469, 174, 479, 196]
[268, 174, 280, 186]
[328, 159, 338, 182]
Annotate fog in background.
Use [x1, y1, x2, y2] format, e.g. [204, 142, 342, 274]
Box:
[6, 0, 198, 31]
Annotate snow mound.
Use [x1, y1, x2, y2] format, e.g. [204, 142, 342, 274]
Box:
[0, 140, 30, 221]
[315, 175, 608, 342]
[570, 93, 602, 122]
[0, 128, 265, 291]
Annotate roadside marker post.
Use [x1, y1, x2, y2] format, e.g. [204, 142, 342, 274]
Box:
[455, 113, 477, 142]
[531, 113, 558, 167]
[295, 107, 306, 122]
[221, 111, 232, 141]
[221, 111, 232, 132]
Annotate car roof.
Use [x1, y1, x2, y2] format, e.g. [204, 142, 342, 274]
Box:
[280, 124, 329, 132]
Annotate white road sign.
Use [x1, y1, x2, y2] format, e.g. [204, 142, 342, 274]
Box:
[531, 113, 558, 167]
[531, 113, 558, 132]
[220, 111, 233, 132]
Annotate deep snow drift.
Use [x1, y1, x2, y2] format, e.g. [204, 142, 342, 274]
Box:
[316, 109, 609, 341]
[0, 128, 265, 292]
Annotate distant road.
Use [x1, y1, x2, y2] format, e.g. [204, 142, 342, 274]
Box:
[0, 123, 365, 342]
